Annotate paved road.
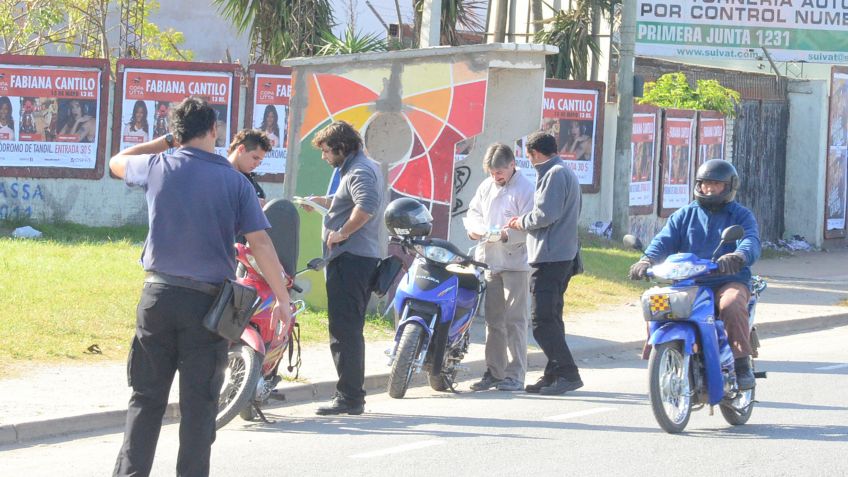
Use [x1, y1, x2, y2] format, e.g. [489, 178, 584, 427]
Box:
[2, 325, 846, 476]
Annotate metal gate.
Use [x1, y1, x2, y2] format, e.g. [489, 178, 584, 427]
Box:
[732, 100, 789, 242]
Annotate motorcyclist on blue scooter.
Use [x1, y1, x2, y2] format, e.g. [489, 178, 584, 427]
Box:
[628, 159, 761, 390]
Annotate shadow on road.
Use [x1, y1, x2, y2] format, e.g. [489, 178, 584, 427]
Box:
[236, 409, 659, 439]
[686, 423, 848, 442]
[756, 360, 848, 375]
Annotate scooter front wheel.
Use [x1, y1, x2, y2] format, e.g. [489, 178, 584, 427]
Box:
[388, 323, 425, 399]
[648, 341, 692, 433]
[216, 344, 262, 429]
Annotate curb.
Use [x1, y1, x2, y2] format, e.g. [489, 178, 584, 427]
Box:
[2, 312, 845, 447]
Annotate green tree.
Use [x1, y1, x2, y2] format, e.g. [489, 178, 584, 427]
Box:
[413, 0, 486, 47]
[214, 0, 335, 63]
[534, 0, 619, 80]
[317, 26, 387, 56]
[0, 0, 189, 62]
[638, 73, 741, 117]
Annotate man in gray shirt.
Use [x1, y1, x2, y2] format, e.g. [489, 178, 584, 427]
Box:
[507, 131, 583, 395]
[303, 121, 384, 415]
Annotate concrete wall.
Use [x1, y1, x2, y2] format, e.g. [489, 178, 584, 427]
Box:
[281, 44, 553, 308]
[785, 80, 829, 247]
[0, 83, 285, 226]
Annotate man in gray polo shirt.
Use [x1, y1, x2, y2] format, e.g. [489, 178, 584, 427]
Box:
[303, 121, 384, 415]
[507, 130, 583, 396]
[109, 96, 291, 477]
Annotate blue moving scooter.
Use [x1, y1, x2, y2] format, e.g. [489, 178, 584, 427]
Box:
[624, 225, 767, 433]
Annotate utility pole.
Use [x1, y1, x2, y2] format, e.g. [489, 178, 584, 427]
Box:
[493, 0, 508, 43]
[419, 0, 442, 47]
[612, 0, 636, 240]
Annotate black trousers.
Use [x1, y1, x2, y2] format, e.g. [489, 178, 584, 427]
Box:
[326, 252, 379, 403]
[530, 260, 581, 381]
[113, 283, 227, 477]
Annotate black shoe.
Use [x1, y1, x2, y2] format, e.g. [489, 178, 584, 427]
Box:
[735, 357, 756, 391]
[525, 376, 553, 394]
[539, 376, 584, 395]
[316, 395, 364, 416]
[470, 370, 502, 391]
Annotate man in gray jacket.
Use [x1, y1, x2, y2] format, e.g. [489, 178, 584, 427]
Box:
[507, 131, 583, 395]
[464, 143, 535, 392]
[303, 121, 384, 415]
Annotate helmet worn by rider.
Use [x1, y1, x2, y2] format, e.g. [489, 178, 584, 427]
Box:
[384, 197, 433, 237]
[694, 159, 739, 211]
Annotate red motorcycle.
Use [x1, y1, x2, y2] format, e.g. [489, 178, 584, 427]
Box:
[215, 199, 323, 429]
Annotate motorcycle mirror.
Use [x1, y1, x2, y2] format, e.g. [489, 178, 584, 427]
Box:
[306, 257, 326, 271]
[623, 234, 644, 252]
[721, 225, 744, 243]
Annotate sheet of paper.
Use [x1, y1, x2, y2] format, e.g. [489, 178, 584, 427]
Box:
[292, 196, 329, 216]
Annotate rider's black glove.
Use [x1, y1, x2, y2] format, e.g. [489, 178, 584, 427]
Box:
[628, 259, 652, 280]
[716, 252, 746, 275]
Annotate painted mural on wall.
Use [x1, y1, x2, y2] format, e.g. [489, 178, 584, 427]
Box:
[0, 180, 43, 220]
[294, 61, 488, 239]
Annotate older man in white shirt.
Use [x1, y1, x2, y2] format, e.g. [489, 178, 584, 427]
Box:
[464, 143, 535, 391]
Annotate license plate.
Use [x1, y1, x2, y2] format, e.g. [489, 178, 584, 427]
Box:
[649, 294, 670, 314]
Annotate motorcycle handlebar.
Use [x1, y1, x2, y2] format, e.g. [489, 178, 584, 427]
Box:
[405, 237, 488, 269]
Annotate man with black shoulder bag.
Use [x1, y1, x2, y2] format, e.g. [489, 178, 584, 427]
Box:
[110, 96, 290, 477]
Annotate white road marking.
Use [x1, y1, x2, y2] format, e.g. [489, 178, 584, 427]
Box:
[350, 439, 443, 459]
[815, 363, 848, 370]
[546, 407, 616, 421]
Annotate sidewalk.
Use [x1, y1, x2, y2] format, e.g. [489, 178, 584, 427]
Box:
[2, 248, 847, 446]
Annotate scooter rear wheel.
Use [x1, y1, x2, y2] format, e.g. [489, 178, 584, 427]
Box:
[720, 360, 756, 426]
[648, 341, 692, 434]
[216, 344, 262, 429]
[388, 324, 424, 399]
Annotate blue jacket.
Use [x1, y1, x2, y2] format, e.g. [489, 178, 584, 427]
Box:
[643, 201, 761, 288]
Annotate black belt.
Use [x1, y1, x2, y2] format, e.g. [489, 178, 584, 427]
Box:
[144, 272, 221, 297]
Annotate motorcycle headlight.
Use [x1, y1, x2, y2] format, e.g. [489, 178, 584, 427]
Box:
[650, 261, 708, 280]
[641, 287, 699, 321]
[414, 244, 462, 264]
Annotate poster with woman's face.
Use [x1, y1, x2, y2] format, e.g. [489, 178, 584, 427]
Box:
[661, 117, 694, 211]
[826, 68, 848, 235]
[0, 64, 102, 168]
[697, 116, 726, 167]
[630, 113, 656, 207]
[118, 67, 233, 157]
[250, 73, 291, 175]
[541, 87, 600, 187]
[826, 147, 847, 230]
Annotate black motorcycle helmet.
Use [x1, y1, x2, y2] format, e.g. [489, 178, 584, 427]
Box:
[384, 197, 433, 237]
[694, 159, 739, 211]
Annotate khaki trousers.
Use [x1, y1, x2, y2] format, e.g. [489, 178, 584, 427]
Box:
[482, 270, 531, 382]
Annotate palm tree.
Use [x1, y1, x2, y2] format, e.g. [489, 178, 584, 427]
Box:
[413, 0, 486, 46]
[317, 26, 387, 55]
[214, 0, 335, 63]
[535, 0, 619, 80]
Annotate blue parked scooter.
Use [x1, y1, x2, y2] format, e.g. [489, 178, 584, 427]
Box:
[624, 225, 767, 433]
[382, 198, 488, 399]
